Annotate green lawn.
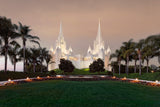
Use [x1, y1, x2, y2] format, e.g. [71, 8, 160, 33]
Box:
[114, 72, 160, 81]
[0, 80, 160, 107]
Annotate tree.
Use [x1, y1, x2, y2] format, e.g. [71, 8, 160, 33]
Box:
[30, 48, 40, 72]
[59, 59, 75, 73]
[8, 43, 21, 72]
[44, 52, 53, 72]
[89, 58, 105, 73]
[39, 47, 48, 72]
[0, 16, 19, 72]
[110, 49, 123, 75]
[18, 22, 40, 72]
[121, 39, 135, 75]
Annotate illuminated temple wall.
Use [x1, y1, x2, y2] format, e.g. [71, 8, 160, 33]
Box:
[48, 20, 111, 71]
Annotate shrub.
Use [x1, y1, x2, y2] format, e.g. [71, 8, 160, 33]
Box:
[106, 71, 113, 76]
[59, 59, 75, 72]
[48, 70, 56, 75]
[89, 58, 105, 73]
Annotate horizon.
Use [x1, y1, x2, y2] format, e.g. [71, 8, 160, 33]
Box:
[0, 0, 160, 71]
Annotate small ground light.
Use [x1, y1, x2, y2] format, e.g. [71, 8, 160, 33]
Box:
[135, 78, 138, 81]
[101, 75, 105, 78]
[26, 77, 30, 80]
[37, 76, 40, 79]
[124, 77, 126, 80]
[56, 75, 62, 78]
[8, 79, 11, 82]
[155, 80, 158, 83]
[47, 76, 50, 78]
[151, 70, 154, 73]
[112, 76, 116, 79]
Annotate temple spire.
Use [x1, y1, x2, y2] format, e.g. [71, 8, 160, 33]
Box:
[97, 19, 101, 44]
[59, 21, 63, 38]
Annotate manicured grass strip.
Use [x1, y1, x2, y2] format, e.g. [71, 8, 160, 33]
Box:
[0, 80, 160, 107]
[114, 72, 160, 81]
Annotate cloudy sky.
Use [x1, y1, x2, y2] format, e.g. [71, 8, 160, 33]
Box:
[0, 0, 160, 71]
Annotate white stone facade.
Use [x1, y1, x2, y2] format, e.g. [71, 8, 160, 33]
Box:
[48, 20, 111, 70]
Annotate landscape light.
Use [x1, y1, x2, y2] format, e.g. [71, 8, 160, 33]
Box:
[155, 80, 158, 83]
[47, 76, 50, 78]
[8, 79, 11, 82]
[8, 79, 14, 84]
[135, 78, 138, 81]
[100, 75, 105, 78]
[26, 77, 32, 81]
[37, 76, 40, 79]
[112, 76, 116, 79]
[151, 71, 154, 73]
[56, 75, 62, 78]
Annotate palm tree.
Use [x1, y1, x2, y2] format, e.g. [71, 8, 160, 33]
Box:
[30, 48, 40, 72]
[39, 47, 48, 72]
[45, 52, 53, 72]
[121, 39, 135, 75]
[8, 43, 21, 72]
[18, 22, 40, 72]
[110, 49, 122, 75]
[136, 39, 145, 75]
[0, 16, 19, 72]
[143, 35, 159, 73]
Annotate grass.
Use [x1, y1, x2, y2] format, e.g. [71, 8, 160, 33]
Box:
[114, 72, 160, 81]
[54, 68, 109, 75]
[0, 80, 160, 107]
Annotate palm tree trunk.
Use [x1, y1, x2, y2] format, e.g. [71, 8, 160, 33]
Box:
[23, 37, 26, 72]
[14, 62, 16, 72]
[139, 53, 142, 75]
[146, 59, 149, 73]
[4, 45, 8, 72]
[118, 61, 121, 75]
[47, 63, 48, 72]
[134, 60, 137, 73]
[41, 62, 42, 73]
[33, 61, 36, 72]
[126, 56, 129, 75]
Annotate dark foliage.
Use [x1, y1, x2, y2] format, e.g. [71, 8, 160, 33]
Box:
[89, 58, 105, 73]
[49, 70, 56, 75]
[0, 71, 50, 81]
[59, 59, 75, 72]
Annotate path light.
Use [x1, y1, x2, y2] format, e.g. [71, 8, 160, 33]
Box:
[8, 79, 11, 82]
[8, 79, 14, 84]
[151, 70, 154, 73]
[155, 80, 158, 83]
[122, 77, 126, 80]
[47, 76, 50, 78]
[56, 75, 62, 78]
[26, 77, 31, 81]
[100, 75, 105, 78]
[135, 78, 138, 81]
[37, 76, 40, 79]
[112, 76, 116, 79]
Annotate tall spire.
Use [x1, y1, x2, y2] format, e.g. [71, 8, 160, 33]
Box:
[96, 19, 102, 44]
[59, 21, 63, 38]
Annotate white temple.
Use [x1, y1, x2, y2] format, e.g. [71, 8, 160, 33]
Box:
[48, 20, 111, 70]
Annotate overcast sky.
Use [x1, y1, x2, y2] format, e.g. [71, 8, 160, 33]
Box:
[0, 0, 160, 71]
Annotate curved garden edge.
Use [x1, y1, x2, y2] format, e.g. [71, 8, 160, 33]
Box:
[0, 75, 160, 87]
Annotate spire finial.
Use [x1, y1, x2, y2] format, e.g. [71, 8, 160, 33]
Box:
[97, 19, 101, 44]
[59, 21, 63, 36]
